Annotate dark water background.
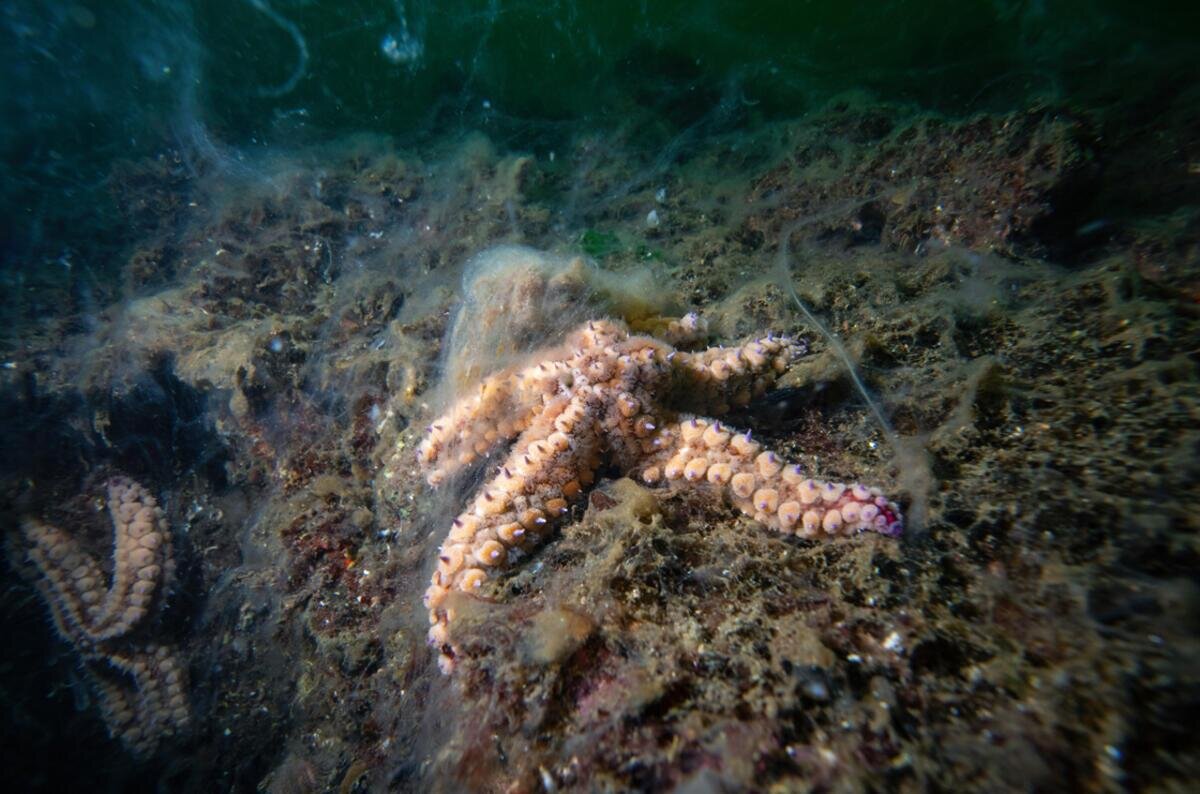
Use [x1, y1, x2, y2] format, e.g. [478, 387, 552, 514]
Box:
[2, 0, 1197, 281]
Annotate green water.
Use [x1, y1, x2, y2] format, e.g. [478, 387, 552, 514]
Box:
[0, 0, 1196, 308]
[194, 0, 1198, 137]
[4, 1, 1198, 169]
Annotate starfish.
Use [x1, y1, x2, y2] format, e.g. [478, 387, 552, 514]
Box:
[417, 319, 903, 671]
[19, 476, 189, 755]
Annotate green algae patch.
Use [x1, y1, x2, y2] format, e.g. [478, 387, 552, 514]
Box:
[578, 228, 621, 259]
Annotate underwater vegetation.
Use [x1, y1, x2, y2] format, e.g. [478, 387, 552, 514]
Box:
[1, 1, 1199, 792]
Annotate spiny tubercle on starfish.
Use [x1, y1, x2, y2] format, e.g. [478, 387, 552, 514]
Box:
[416, 319, 903, 672]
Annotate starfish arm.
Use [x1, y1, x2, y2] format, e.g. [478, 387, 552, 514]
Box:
[93, 477, 174, 640]
[564, 318, 630, 351]
[634, 311, 710, 347]
[85, 656, 142, 747]
[424, 390, 603, 671]
[668, 335, 802, 414]
[661, 312, 709, 347]
[416, 369, 526, 485]
[416, 359, 575, 486]
[19, 477, 173, 645]
[90, 644, 190, 757]
[637, 415, 904, 538]
[21, 517, 108, 644]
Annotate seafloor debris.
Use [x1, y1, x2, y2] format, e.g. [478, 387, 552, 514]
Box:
[17, 477, 189, 756]
[416, 319, 903, 671]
